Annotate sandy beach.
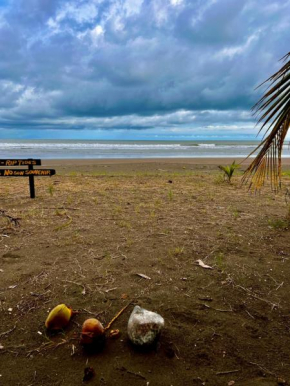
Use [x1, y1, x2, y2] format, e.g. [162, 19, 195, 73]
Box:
[1, 158, 290, 385]
[42, 157, 290, 173]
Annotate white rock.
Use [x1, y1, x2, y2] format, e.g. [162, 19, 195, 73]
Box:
[127, 306, 164, 346]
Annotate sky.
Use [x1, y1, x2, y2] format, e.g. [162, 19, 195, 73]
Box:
[0, 0, 289, 140]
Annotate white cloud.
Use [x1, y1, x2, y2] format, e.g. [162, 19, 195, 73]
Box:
[170, 0, 183, 6]
[1, 80, 24, 93]
[191, 0, 217, 27]
[47, 1, 100, 35]
[0, 0, 289, 137]
[124, 0, 143, 16]
[153, 0, 170, 26]
[216, 32, 260, 59]
[91, 24, 104, 38]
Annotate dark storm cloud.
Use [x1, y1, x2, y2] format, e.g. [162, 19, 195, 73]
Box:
[0, 0, 289, 136]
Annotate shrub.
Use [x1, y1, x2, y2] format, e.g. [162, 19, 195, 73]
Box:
[218, 161, 240, 183]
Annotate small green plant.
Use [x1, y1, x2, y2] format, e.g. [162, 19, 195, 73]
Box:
[104, 251, 112, 260]
[118, 220, 131, 229]
[168, 189, 174, 200]
[218, 161, 240, 183]
[231, 207, 241, 219]
[268, 218, 289, 230]
[169, 246, 184, 257]
[215, 252, 225, 271]
[48, 184, 54, 196]
[154, 199, 161, 207]
[113, 205, 123, 214]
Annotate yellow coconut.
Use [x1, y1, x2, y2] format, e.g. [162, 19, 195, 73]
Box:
[80, 318, 105, 345]
[45, 304, 72, 330]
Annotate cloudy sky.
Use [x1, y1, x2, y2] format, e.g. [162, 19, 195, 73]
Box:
[0, 0, 289, 140]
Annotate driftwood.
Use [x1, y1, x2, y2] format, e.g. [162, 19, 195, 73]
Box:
[0, 209, 21, 227]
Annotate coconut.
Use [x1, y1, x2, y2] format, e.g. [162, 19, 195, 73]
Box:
[80, 318, 105, 345]
[45, 304, 72, 330]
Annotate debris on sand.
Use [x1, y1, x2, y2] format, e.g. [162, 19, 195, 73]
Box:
[136, 273, 151, 280]
[108, 329, 120, 339]
[128, 306, 164, 346]
[196, 259, 213, 270]
[83, 367, 95, 382]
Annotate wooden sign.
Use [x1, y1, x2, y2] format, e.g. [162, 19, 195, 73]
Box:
[0, 169, 55, 176]
[0, 159, 56, 198]
[0, 159, 41, 166]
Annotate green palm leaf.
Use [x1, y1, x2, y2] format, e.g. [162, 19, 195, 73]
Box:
[243, 52, 290, 190]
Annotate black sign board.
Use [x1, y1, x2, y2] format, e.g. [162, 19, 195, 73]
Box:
[0, 159, 41, 166]
[0, 159, 55, 198]
[0, 169, 55, 177]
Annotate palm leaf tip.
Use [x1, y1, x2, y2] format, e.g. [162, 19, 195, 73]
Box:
[243, 52, 290, 191]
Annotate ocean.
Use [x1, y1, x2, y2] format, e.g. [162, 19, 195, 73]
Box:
[1, 139, 290, 159]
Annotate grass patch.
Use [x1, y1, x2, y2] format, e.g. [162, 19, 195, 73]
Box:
[268, 218, 290, 230]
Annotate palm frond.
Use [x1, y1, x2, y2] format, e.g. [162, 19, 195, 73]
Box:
[243, 52, 290, 191]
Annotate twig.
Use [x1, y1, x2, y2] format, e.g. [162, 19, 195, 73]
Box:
[104, 302, 132, 331]
[0, 209, 21, 227]
[61, 280, 86, 295]
[235, 285, 279, 309]
[105, 287, 118, 293]
[0, 325, 16, 339]
[275, 282, 284, 291]
[216, 369, 240, 375]
[74, 258, 85, 278]
[31, 207, 80, 211]
[245, 310, 255, 319]
[201, 304, 233, 312]
[26, 338, 74, 357]
[126, 370, 147, 380]
[77, 309, 104, 318]
[248, 361, 275, 376]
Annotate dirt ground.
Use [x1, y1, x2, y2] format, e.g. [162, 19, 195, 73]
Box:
[1, 159, 290, 386]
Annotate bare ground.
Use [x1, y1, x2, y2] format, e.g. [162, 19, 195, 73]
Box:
[1, 160, 290, 386]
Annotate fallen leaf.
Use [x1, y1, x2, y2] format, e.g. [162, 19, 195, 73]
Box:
[8, 285, 17, 289]
[121, 293, 128, 299]
[228, 381, 235, 386]
[0, 344, 4, 350]
[136, 273, 151, 280]
[196, 260, 213, 270]
[0, 269, 3, 273]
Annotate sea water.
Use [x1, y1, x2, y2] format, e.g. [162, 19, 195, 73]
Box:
[1, 140, 290, 159]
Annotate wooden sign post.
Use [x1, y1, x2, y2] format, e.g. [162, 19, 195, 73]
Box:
[28, 163, 35, 199]
[0, 159, 56, 198]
